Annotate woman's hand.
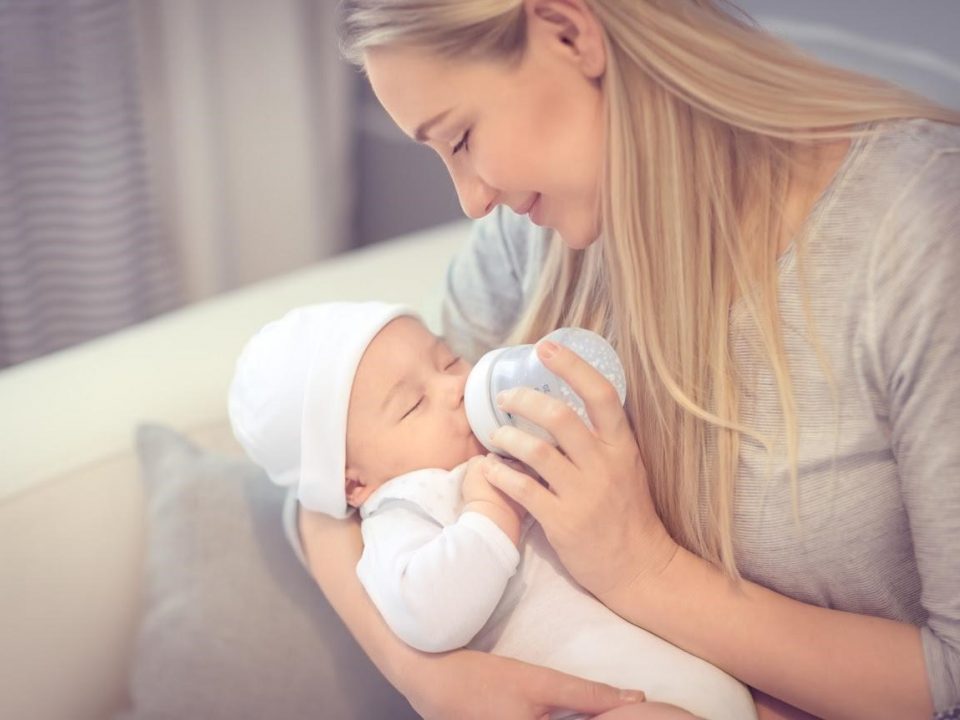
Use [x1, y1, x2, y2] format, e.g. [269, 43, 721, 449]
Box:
[404, 648, 645, 720]
[482, 339, 678, 604]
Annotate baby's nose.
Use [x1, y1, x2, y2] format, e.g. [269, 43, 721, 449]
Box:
[443, 373, 466, 409]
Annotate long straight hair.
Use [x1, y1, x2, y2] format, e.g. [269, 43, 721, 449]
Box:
[340, 0, 960, 576]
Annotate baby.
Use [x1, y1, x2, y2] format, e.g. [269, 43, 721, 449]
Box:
[228, 302, 757, 720]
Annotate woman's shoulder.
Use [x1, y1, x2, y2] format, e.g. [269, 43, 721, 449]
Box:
[848, 118, 959, 325]
[801, 117, 958, 322]
[822, 117, 959, 240]
[878, 116, 960, 145]
[861, 118, 959, 219]
[857, 117, 960, 183]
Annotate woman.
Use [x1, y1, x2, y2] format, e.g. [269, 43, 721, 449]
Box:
[297, 1, 960, 718]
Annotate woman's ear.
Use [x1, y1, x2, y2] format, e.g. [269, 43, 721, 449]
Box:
[525, 0, 606, 79]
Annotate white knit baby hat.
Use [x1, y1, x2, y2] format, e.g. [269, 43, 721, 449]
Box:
[227, 302, 418, 517]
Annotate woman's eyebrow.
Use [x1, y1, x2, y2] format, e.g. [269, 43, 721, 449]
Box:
[415, 108, 453, 142]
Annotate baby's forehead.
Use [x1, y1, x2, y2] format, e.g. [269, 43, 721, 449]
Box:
[368, 315, 441, 352]
[354, 318, 445, 385]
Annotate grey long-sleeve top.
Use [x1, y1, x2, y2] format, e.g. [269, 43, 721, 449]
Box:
[441, 119, 960, 714]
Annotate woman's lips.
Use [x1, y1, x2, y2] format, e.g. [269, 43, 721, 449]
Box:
[527, 194, 543, 225]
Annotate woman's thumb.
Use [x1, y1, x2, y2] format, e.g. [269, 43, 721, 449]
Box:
[541, 674, 645, 715]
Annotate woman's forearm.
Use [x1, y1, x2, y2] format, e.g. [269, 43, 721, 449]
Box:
[296, 507, 423, 691]
[606, 546, 932, 720]
[295, 507, 682, 719]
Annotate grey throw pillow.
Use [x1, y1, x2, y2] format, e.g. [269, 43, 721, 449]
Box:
[118, 424, 418, 720]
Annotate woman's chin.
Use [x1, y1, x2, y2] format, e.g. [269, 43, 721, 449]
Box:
[552, 218, 602, 250]
[558, 230, 601, 250]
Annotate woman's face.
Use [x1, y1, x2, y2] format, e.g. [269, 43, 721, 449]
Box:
[363, 2, 607, 249]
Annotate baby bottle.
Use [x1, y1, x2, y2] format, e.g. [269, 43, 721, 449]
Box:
[464, 327, 627, 456]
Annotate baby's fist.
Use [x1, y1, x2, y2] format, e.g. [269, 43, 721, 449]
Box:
[462, 455, 527, 521]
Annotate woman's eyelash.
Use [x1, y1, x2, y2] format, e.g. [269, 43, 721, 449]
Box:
[445, 356, 461, 370]
[452, 130, 470, 155]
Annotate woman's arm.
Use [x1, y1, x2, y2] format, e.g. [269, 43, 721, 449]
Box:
[751, 688, 819, 720]
[295, 508, 421, 690]
[296, 506, 647, 720]
[606, 545, 931, 720]
[484, 340, 940, 720]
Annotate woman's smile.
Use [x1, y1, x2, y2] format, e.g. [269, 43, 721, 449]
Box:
[527, 193, 544, 226]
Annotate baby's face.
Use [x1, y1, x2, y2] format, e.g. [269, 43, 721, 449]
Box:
[343, 316, 487, 503]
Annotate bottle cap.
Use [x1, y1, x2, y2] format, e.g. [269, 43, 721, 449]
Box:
[464, 346, 508, 454]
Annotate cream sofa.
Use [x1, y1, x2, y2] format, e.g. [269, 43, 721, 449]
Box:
[0, 221, 471, 720]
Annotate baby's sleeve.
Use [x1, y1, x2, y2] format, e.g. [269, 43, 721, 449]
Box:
[357, 506, 520, 653]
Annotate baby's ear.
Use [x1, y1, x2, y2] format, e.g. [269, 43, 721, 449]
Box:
[344, 470, 367, 507]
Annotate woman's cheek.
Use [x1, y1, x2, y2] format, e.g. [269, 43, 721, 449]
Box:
[475, 138, 529, 193]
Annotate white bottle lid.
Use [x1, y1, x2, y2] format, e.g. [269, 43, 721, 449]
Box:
[464, 346, 508, 454]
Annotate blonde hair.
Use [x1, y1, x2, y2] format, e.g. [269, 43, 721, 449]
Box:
[340, 0, 960, 576]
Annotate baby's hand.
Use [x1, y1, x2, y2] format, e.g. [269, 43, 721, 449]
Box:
[461, 455, 527, 545]
[463, 456, 528, 516]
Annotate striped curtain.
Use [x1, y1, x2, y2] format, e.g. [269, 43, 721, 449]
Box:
[0, 0, 180, 368]
[135, 0, 355, 302]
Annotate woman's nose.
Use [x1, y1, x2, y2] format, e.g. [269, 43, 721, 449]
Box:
[452, 167, 497, 220]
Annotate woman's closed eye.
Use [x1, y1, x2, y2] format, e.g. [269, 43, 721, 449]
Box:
[452, 130, 470, 155]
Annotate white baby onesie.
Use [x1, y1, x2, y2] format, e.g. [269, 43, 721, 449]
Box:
[357, 464, 757, 720]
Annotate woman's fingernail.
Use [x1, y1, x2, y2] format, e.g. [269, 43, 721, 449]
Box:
[620, 689, 645, 703]
[496, 390, 508, 407]
[538, 340, 559, 359]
